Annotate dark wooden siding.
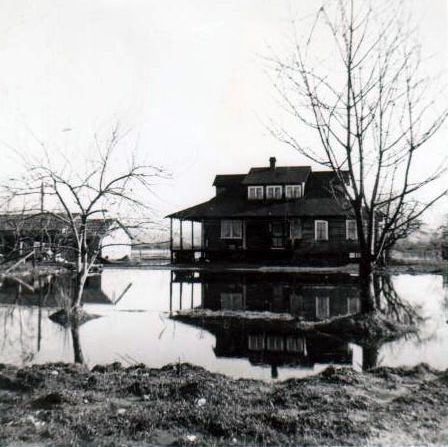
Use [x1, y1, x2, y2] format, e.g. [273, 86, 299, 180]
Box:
[296, 216, 359, 255]
[204, 220, 244, 251]
[204, 216, 359, 259]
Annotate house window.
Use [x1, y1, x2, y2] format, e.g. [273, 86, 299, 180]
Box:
[290, 219, 302, 239]
[286, 336, 304, 353]
[270, 222, 286, 248]
[266, 185, 282, 199]
[346, 219, 358, 240]
[314, 220, 328, 241]
[248, 186, 264, 200]
[347, 297, 360, 315]
[266, 335, 284, 352]
[315, 296, 330, 319]
[289, 293, 303, 315]
[220, 293, 244, 310]
[248, 334, 265, 351]
[349, 252, 361, 259]
[285, 185, 302, 199]
[221, 220, 242, 239]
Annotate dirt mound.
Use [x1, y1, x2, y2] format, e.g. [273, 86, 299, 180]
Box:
[0, 362, 447, 446]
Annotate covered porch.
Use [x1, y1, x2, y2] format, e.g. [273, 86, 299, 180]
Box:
[169, 217, 206, 263]
[168, 216, 301, 264]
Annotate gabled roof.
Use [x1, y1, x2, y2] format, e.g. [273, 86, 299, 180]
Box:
[212, 174, 245, 187]
[167, 193, 353, 221]
[306, 171, 349, 199]
[0, 213, 130, 238]
[242, 166, 311, 185]
[166, 162, 355, 221]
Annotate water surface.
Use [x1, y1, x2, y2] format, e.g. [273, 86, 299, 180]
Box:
[0, 268, 447, 381]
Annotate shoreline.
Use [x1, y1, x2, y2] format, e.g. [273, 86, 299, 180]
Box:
[102, 259, 448, 276]
[1, 259, 447, 277]
[0, 362, 447, 446]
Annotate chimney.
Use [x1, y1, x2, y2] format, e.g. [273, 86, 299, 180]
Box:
[269, 156, 276, 170]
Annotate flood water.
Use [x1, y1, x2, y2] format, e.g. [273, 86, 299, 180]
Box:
[0, 268, 447, 381]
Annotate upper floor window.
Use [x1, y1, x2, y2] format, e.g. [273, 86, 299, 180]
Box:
[314, 220, 328, 241]
[266, 185, 282, 199]
[221, 220, 242, 239]
[248, 186, 263, 200]
[285, 185, 302, 199]
[346, 219, 358, 240]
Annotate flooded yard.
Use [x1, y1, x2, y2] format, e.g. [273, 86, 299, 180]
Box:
[1, 268, 447, 381]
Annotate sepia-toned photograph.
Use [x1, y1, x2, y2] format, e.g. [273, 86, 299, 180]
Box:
[0, 0, 447, 445]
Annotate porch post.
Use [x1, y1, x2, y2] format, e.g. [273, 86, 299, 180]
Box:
[169, 270, 173, 314]
[191, 221, 194, 250]
[201, 220, 204, 248]
[180, 219, 183, 250]
[201, 219, 205, 258]
[242, 220, 247, 250]
[179, 282, 183, 310]
[170, 218, 173, 263]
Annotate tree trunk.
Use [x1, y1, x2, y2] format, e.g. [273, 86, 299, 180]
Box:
[362, 344, 379, 370]
[359, 255, 375, 313]
[73, 269, 88, 310]
[71, 321, 84, 364]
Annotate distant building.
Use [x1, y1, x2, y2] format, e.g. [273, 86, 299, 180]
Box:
[0, 213, 132, 261]
[167, 157, 360, 264]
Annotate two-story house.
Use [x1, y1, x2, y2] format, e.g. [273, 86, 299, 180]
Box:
[167, 157, 360, 264]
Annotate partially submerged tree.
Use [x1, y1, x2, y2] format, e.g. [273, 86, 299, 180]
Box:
[5, 126, 166, 312]
[271, 0, 447, 277]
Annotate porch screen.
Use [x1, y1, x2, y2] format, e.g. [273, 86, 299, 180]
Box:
[314, 220, 328, 241]
[221, 220, 242, 239]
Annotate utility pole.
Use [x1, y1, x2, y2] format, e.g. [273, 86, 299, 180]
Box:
[40, 181, 44, 259]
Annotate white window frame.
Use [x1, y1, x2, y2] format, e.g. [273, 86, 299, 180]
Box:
[314, 220, 329, 241]
[286, 336, 304, 353]
[220, 220, 243, 239]
[346, 219, 358, 240]
[266, 335, 284, 352]
[285, 185, 302, 199]
[266, 185, 283, 200]
[248, 334, 265, 351]
[248, 186, 264, 200]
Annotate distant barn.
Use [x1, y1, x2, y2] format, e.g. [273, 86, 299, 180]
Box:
[0, 213, 132, 262]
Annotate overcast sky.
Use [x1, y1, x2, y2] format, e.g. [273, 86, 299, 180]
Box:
[0, 0, 446, 227]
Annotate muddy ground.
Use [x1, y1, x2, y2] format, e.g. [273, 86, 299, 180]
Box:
[0, 362, 447, 446]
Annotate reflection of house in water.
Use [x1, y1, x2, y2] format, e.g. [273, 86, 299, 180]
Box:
[172, 271, 360, 320]
[0, 273, 114, 307]
[171, 271, 361, 377]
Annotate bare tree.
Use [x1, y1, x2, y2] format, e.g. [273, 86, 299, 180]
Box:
[4, 125, 167, 313]
[270, 0, 447, 278]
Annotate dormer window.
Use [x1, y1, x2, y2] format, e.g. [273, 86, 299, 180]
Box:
[266, 185, 282, 200]
[285, 185, 302, 199]
[248, 186, 264, 200]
